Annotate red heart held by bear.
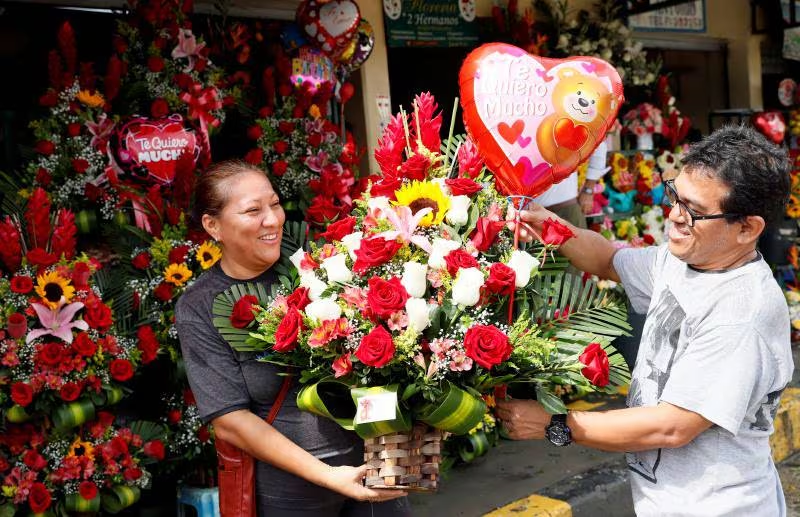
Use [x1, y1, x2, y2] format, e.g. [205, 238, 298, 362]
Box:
[554, 119, 589, 151]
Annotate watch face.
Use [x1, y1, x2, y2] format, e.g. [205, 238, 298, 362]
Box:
[546, 424, 571, 446]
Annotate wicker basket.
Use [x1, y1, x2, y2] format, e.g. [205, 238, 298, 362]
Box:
[363, 424, 442, 491]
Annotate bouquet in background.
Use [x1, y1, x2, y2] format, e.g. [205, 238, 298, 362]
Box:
[622, 103, 663, 137]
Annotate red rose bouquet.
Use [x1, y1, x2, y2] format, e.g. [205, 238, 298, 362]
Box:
[236, 94, 630, 488]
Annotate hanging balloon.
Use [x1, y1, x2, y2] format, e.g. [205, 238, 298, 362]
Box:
[337, 19, 375, 74]
[281, 23, 309, 52]
[296, 0, 360, 57]
[752, 111, 786, 145]
[459, 43, 624, 199]
[111, 114, 202, 185]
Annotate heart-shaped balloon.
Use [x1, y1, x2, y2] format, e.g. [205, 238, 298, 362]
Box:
[459, 43, 624, 199]
[752, 111, 786, 145]
[112, 114, 201, 185]
[296, 0, 360, 56]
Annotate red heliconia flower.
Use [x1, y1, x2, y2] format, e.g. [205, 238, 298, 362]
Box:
[25, 188, 51, 250]
[57, 21, 77, 76]
[104, 55, 122, 103]
[457, 139, 485, 179]
[51, 209, 77, 260]
[374, 113, 408, 180]
[79, 62, 96, 91]
[0, 217, 22, 272]
[411, 92, 442, 153]
[48, 50, 62, 91]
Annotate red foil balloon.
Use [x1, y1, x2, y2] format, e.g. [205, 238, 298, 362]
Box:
[296, 0, 360, 57]
[459, 43, 624, 198]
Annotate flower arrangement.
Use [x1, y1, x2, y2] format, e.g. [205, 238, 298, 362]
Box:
[157, 388, 215, 486]
[786, 150, 800, 218]
[0, 413, 162, 515]
[622, 103, 663, 137]
[223, 94, 630, 489]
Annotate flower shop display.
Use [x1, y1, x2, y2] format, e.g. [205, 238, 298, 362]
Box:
[622, 103, 662, 150]
[220, 94, 630, 491]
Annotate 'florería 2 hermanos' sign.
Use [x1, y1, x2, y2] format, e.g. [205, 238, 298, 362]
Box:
[384, 0, 478, 48]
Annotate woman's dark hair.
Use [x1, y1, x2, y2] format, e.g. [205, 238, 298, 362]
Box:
[681, 125, 791, 225]
[192, 160, 267, 228]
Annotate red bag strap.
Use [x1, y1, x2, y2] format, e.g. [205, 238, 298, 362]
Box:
[266, 376, 292, 425]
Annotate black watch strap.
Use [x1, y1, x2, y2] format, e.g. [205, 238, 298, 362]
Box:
[546, 413, 572, 446]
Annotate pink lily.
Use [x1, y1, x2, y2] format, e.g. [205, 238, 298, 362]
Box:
[85, 113, 115, 151]
[171, 29, 206, 73]
[26, 301, 88, 344]
[377, 205, 433, 253]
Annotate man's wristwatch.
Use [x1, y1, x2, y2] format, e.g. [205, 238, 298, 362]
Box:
[545, 413, 572, 446]
[581, 186, 595, 195]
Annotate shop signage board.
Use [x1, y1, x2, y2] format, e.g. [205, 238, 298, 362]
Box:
[628, 0, 706, 33]
[384, 0, 478, 47]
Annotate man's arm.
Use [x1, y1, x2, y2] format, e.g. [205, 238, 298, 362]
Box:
[509, 204, 621, 282]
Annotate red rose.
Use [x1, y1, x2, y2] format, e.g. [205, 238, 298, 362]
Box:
[26, 248, 58, 268]
[28, 482, 52, 513]
[355, 325, 395, 368]
[131, 251, 151, 270]
[168, 244, 190, 264]
[579, 343, 609, 387]
[352, 237, 402, 275]
[59, 382, 82, 402]
[273, 140, 289, 154]
[307, 133, 323, 147]
[643, 234, 655, 245]
[285, 287, 311, 311]
[35, 140, 55, 156]
[0, 456, 8, 473]
[244, 148, 263, 165]
[150, 98, 169, 118]
[72, 158, 90, 174]
[72, 332, 97, 357]
[147, 55, 165, 72]
[230, 294, 259, 329]
[272, 160, 288, 177]
[483, 263, 516, 296]
[197, 425, 211, 443]
[370, 178, 402, 200]
[464, 324, 512, 370]
[444, 249, 479, 277]
[306, 196, 342, 226]
[79, 481, 98, 501]
[541, 218, 576, 247]
[7, 312, 27, 339]
[247, 125, 263, 140]
[10, 275, 33, 293]
[367, 276, 409, 320]
[174, 73, 193, 90]
[274, 309, 302, 352]
[136, 325, 160, 364]
[317, 216, 356, 242]
[143, 440, 166, 461]
[278, 121, 294, 134]
[123, 467, 143, 481]
[83, 294, 113, 330]
[469, 218, 505, 252]
[167, 409, 182, 424]
[40, 91, 58, 107]
[109, 359, 134, 381]
[399, 154, 430, 181]
[72, 262, 91, 290]
[153, 282, 174, 301]
[67, 123, 82, 137]
[23, 449, 47, 471]
[332, 354, 352, 378]
[39, 342, 64, 366]
[445, 178, 483, 196]
[35, 168, 52, 187]
[85, 183, 105, 202]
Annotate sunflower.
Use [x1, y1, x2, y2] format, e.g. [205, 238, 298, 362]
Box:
[35, 271, 75, 309]
[196, 241, 222, 269]
[393, 180, 450, 227]
[76, 90, 105, 108]
[67, 437, 95, 461]
[164, 263, 193, 286]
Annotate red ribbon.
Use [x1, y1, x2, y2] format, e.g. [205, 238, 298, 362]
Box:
[180, 83, 222, 129]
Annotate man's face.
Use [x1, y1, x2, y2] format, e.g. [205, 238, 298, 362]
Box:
[666, 170, 743, 269]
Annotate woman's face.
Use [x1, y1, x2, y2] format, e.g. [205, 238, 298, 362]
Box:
[204, 171, 285, 279]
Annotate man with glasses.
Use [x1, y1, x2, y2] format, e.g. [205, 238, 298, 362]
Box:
[497, 125, 794, 515]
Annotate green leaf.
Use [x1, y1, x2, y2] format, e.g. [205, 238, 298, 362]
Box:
[535, 386, 567, 414]
[129, 420, 167, 442]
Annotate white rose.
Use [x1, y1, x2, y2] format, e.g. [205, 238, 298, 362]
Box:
[322, 254, 352, 284]
[367, 196, 391, 214]
[289, 248, 305, 271]
[405, 298, 431, 332]
[305, 297, 341, 323]
[428, 238, 461, 269]
[340, 231, 363, 260]
[507, 250, 538, 288]
[300, 273, 328, 300]
[451, 267, 484, 306]
[446, 195, 471, 226]
[401, 262, 428, 298]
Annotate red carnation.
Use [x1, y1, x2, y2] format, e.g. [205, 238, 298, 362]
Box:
[579, 343, 609, 387]
[355, 325, 395, 368]
[147, 55, 165, 72]
[444, 249, 479, 277]
[464, 324, 512, 370]
[10, 382, 33, 407]
[541, 218, 576, 247]
[72, 158, 90, 174]
[132, 251, 151, 269]
[143, 440, 166, 461]
[109, 359, 134, 381]
[274, 309, 302, 352]
[445, 178, 483, 196]
[272, 160, 288, 177]
[483, 262, 516, 296]
[79, 481, 98, 501]
[168, 244, 190, 264]
[35, 141, 55, 156]
[230, 294, 259, 329]
[285, 287, 311, 311]
[247, 125, 263, 140]
[352, 237, 402, 275]
[59, 382, 82, 402]
[28, 482, 52, 513]
[153, 282, 174, 301]
[150, 98, 169, 118]
[10, 275, 33, 293]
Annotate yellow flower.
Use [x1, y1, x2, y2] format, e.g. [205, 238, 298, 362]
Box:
[164, 263, 193, 286]
[76, 90, 106, 108]
[196, 241, 222, 269]
[67, 438, 95, 461]
[35, 271, 75, 309]
[393, 180, 450, 227]
[308, 104, 321, 119]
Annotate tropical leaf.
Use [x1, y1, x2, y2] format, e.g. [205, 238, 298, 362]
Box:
[129, 420, 167, 442]
[440, 133, 468, 176]
[0, 171, 25, 218]
[212, 281, 276, 352]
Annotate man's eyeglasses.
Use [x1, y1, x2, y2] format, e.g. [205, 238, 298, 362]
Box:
[663, 180, 740, 228]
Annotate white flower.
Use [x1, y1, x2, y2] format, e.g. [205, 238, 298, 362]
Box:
[367, 196, 391, 214]
[451, 267, 484, 306]
[446, 195, 471, 226]
[428, 238, 461, 269]
[406, 298, 431, 331]
[289, 248, 305, 271]
[305, 297, 341, 323]
[300, 273, 327, 300]
[340, 231, 363, 260]
[507, 250, 538, 288]
[401, 262, 428, 298]
[322, 254, 352, 284]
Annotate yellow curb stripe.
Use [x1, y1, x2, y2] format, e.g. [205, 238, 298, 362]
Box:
[484, 495, 571, 517]
[771, 387, 800, 463]
[566, 399, 606, 411]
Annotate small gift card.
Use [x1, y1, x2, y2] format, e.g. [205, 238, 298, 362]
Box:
[354, 391, 397, 424]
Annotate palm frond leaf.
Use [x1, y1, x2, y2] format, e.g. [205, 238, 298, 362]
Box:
[212, 282, 275, 352]
[0, 171, 25, 218]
